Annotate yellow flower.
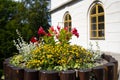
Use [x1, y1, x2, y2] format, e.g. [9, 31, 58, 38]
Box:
[47, 55, 52, 58]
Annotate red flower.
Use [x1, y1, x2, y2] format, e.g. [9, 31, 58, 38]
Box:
[71, 28, 79, 38]
[49, 26, 54, 32]
[30, 37, 38, 43]
[54, 30, 58, 34]
[71, 28, 77, 34]
[38, 26, 46, 36]
[57, 26, 60, 31]
[47, 33, 52, 37]
[64, 27, 68, 31]
[74, 32, 79, 38]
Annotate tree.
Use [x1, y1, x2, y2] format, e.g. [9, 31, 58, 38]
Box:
[21, 0, 50, 34]
[0, 0, 50, 77]
[0, 0, 18, 77]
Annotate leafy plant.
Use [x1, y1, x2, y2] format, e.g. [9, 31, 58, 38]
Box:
[10, 26, 100, 71]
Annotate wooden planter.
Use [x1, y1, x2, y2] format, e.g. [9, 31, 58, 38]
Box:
[24, 69, 39, 80]
[60, 70, 76, 80]
[93, 66, 104, 80]
[3, 54, 118, 80]
[39, 70, 59, 80]
[12, 67, 24, 80]
[78, 69, 91, 80]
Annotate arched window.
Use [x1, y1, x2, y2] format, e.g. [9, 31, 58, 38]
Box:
[90, 4, 105, 40]
[64, 13, 72, 31]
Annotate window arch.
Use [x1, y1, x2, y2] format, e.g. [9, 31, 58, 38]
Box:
[64, 13, 72, 31]
[90, 4, 105, 40]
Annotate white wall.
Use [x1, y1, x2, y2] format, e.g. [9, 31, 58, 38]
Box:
[51, 0, 120, 53]
[51, 0, 70, 9]
[103, 0, 120, 53]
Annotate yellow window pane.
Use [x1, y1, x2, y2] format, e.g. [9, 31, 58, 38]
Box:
[69, 22, 71, 26]
[98, 23, 104, 30]
[91, 24, 97, 30]
[91, 17, 96, 23]
[98, 15, 104, 22]
[98, 6, 104, 13]
[64, 22, 68, 27]
[68, 26, 71, 31]
[91, 6, 96, 14]
[91, 31, 97, 37]
[69, 15, 71, 20]
[98, 31, 104, 37]
[65, 16, 67, 20]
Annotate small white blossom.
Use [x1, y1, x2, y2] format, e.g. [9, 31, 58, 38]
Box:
[13, 30, 40, 61]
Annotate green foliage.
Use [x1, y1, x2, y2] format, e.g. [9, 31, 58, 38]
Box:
[11, 43, 94, 71]
[10, 27, 96, 71]
[21, 0, 50, 33]
[0, 0, 50, 77]
[0, 0, 18, 61]
[0, 0, 18, 78]
[10, 54, 24, 67]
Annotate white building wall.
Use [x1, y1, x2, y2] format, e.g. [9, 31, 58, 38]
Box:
[51, 0, 120, 54]
[103, 0, 120, 53]
[51, 0, 70, 9]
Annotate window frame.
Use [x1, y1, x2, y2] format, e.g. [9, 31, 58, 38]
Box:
[64, 13, 72, 31]
[90, 4, 105, 40]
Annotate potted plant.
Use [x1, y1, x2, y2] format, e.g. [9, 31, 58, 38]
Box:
[4, 26, 105, 80]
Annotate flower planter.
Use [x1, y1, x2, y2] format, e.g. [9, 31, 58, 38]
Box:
[39, 70, 59, 80]
[104, 63, 115, 80]
[11, 67, 24, 80]
[93, 66, 104, 80]
[78, 69, 91, 80]
[102, 54, 118, 80]
[109, 58, 118, 80]
[6, 64, 15, 80]
[60, 70, 76, 80]
[3, 58, 11, 80]
[3, 54, 118, 80]
[24, 69, 39, 80]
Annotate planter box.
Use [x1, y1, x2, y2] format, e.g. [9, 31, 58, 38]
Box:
[39, 70, 59, 80]
[78, 69, 91, 80]
[60, 70, 76, 80]
[3, 54, 118, 80]
[24, 69, 39, 80]
[93, 66, 104, 80]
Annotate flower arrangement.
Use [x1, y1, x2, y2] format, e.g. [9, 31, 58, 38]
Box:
[10, 26, 100, 71]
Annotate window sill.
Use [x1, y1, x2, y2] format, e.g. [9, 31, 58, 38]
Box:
[90, 38, 105, 40]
